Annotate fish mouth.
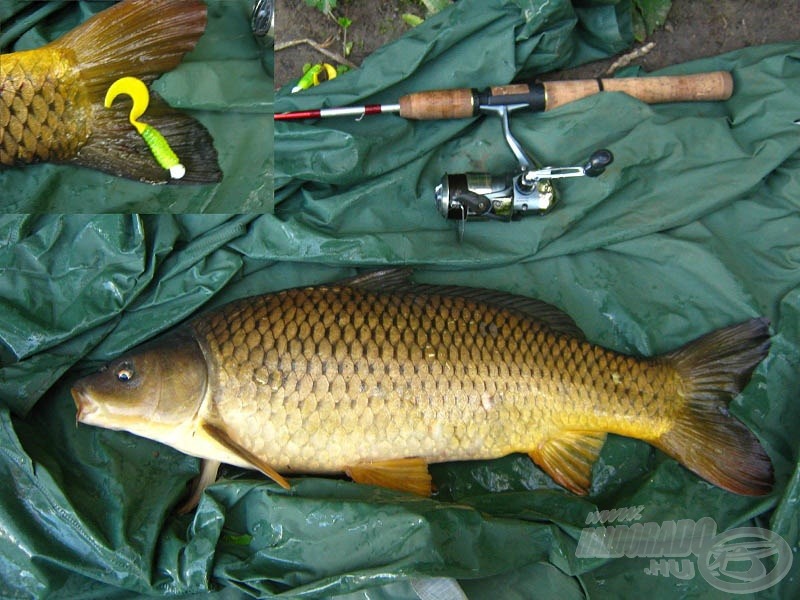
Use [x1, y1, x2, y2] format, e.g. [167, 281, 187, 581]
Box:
[71, 384, 98, 424]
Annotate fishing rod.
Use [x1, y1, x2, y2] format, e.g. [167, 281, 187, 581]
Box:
[274, 71, 733, 121]
[276, 71, 733, 233]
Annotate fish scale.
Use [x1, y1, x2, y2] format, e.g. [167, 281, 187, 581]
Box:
[1, 50, 88, 164]
[191, 285, 669, 473]
[72, 273, 774, 503]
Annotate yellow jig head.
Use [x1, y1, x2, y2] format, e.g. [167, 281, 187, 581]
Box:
[104, 77, 186, 180]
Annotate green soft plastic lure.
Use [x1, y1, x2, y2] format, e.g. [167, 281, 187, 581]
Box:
[105, 76, 186, 179]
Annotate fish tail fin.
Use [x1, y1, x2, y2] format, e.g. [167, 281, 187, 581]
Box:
[54, 0, 208, 97]
[653, 317, 774, 495]
[54, 0, 221, 183]
[74, 92, 221, 184]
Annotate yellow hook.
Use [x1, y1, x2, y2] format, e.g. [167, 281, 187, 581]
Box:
[104, 77, 185, 179]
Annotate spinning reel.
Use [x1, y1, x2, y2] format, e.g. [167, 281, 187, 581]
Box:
[433, 105, 613, 227]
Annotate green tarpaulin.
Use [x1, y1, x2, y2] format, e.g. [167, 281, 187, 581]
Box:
[1, 0, 799, 598]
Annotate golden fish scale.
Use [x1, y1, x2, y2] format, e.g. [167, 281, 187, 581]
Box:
[191, 286, 679, 473]
[0, 48, 91, 165]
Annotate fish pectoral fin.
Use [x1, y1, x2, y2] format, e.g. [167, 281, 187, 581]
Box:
[346, 458, 432, 496]
[176, 459, 221, 515]
[529, 431, 607, 495]
[201, 421, 291, 490]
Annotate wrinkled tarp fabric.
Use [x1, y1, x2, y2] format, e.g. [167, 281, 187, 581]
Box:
[2, 1, 800, 599]
[0, 0, 273, 213]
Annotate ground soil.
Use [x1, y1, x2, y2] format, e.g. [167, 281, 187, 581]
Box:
[273, 0, 800, 89]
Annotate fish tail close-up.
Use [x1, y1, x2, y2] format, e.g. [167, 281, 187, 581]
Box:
[0, 0, 221, 183]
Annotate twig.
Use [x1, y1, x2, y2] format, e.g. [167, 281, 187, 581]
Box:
[604, 42, 656, 76]
[275, 37, 359, 69]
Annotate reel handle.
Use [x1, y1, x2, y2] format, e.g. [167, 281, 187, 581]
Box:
[583, 149, 614, 177]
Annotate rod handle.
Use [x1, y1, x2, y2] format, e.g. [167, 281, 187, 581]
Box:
[398, 85, 545, 119]
[542, 71, 734, 110]
[398, 88, 477, 119]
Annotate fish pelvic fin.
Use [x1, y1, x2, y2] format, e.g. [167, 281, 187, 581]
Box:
[653, 317, 774, 496]
[529, 431, 607, 495]
[54, 0, 221, 183]
[201, 421, 291, 490]
[346, 458, 433, 496]
[176, 459, 221, 515]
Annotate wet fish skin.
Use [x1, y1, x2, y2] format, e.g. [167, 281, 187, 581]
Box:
[195, 287, 661, 469]
[1, 47, 90, 164]
[72, 272, 774, 500]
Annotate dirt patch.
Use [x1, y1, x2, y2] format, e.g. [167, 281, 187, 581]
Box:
[274, 0, 800, 88]
[274, 0, 426, 89]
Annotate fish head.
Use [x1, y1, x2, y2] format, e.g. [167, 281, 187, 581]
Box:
[72, 331, 207, 431]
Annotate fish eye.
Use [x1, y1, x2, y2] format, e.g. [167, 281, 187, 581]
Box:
[116, 364, 135, 383]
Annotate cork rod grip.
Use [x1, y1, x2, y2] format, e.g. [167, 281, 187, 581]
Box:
[542, 71, 734, 111]
[398, 88, 476, 120]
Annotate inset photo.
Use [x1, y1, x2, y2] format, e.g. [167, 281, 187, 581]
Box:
[0, 0, 274, 212]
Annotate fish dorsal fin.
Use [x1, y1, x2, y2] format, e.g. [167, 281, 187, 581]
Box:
[337, 268, 415, 292]
[346, 458, 432, 496]
[529, 431, 608, 495]
[201, 421, 291, 490]
[340, 268, 584, 339]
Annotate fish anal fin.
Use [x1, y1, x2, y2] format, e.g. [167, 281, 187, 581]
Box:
[201, 421, 291, 490]
[529, 431, 607, 495]
[346, 458, 432, 496]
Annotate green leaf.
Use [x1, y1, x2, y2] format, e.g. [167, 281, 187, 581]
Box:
[402, 13, 424, 27]
[222, 533, 253, 546]
[632, 0, 672, 41]
[420, 0, 452, 15]
[337, 16, 352, 29]
[303, 0, 336, 15]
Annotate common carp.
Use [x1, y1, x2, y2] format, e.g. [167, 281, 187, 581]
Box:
[72, 270, 773, 509]
[1, 0, 220, 184]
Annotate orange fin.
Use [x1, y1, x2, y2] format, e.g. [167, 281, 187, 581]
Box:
[176, 459, 221, 515]
[529, 431, 607, 495]
[201, 422, 291, 490]
[655, 318, 773, 495]
[346, 458, 432, 496]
